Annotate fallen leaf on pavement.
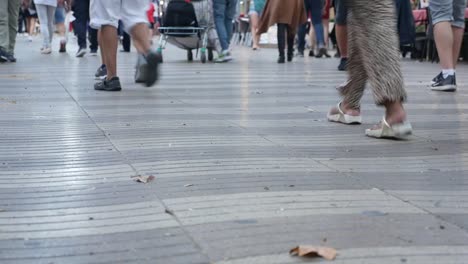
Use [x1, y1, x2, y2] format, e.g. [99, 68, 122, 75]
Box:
[290, 245, 337, 260]
[132, 175, 155, 183]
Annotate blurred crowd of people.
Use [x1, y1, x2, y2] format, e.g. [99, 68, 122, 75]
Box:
[0, 0, 467, 139]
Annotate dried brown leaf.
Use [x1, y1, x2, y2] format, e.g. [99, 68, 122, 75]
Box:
[290, 245, 337, 260]
[132, 175, 155, 183]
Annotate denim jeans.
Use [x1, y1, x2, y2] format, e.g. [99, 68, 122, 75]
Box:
[298, 0, 325, 52]
[213, 0, 238, 51]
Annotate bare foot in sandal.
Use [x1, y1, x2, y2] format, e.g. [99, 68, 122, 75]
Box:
[366, 101, 412, 139]
[327, 101, 362, 124]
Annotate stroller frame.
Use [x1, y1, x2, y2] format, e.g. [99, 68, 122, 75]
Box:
[157, 27, 211, 63]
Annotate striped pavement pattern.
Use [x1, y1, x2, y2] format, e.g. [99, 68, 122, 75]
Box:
[0, 36, 467, 263]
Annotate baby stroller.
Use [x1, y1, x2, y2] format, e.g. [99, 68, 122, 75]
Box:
[157, 0, 219, 63]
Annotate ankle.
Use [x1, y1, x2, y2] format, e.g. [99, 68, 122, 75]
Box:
[341, 101, 360, 113]
[385, 102, 406, 124]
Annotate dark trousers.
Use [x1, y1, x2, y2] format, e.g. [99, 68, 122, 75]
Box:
[277, 23, 294, 56]
[18, 8, 26, 33]
[298, 0, 325, 52]
[72, 0, 98, 50]
[118, 21, 131, 52]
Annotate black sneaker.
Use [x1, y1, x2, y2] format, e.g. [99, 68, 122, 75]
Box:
[59, 41, 66, 53]
[6, 53, 16, 62]
[308, 50, 315, 57]
[277, 55, 285, 64]
[76, 47, 86, 57]
[0, 48, 8, 62]
[431, 72, 443, 85]
[89, 50, 98, 56]
[338, 58, 348, 71]
[431, 74, 456, 92]
[297, 50, 304, 57]
[95, 64, 107, 80]
[136, 51, 161, 87]
[315, 47, 330, 58]
[94, 76, 122, 91]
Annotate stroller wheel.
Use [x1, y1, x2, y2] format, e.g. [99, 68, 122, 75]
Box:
[187, 50, 193, 62]
[208, 49, 214, 62]
[201, 52, 207, 64]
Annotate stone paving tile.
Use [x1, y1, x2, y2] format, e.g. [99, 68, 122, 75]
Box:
[0, 228, 208, 264]
[185, 214, 468, 262]
[1, 37, 468, 263]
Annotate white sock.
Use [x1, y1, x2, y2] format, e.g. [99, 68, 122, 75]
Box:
[442, 69, 455, 78]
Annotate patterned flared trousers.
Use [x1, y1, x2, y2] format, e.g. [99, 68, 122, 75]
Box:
[340, 0, 407, 108]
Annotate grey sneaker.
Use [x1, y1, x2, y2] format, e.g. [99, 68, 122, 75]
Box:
[135, 51, 161, 87]
[431, 74, 456, 92]
[431, 72, 443, 85]
[95, 64, 107, 80]
[94, 76, 122, 91]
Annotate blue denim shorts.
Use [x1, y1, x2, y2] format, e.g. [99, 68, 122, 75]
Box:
[334, 0, 348, 25]
[54, 6, 66, 24]
[429, 0, 467, 28]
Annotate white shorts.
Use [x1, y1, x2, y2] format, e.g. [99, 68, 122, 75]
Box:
[90, 0, 149, 32]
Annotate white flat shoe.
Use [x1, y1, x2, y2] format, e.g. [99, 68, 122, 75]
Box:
[327, 102, 362, 124]
[365, 117, 413, 139]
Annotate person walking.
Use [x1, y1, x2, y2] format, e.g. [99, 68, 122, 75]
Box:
[327, 0, 412, 139]
[213, 0, 238, 62]
[297, 0, 330, 58]
[0, 0, 21, 62]
[334, 0, 348, 71]
[429, 0, 467, 91]
[34, 0, 57, 54]
[22, 0, 38, 42]
[54, 0, 69, 53]
[257, 0, 307, 63]
[90, 0, 161, 91]
[72, 0, 98, 57]
[248, 0, 266, 50]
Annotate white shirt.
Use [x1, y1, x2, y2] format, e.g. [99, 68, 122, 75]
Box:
[34, 0, 57, 7]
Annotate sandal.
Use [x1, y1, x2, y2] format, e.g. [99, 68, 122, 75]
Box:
[327, 102, 362, 124]
[365, 117, 412, 139]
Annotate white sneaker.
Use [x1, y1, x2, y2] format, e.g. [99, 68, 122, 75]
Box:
[28, 36, 33, 42]
[214, 50, 233, 63]
[41, 47, 52, 54]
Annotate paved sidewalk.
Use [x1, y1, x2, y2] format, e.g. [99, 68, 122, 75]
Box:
[1, 36, 468, 263]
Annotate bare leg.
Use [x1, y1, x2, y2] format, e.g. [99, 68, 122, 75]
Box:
[433, 21, 454, 69]
[249, 12, 260, 49]
[336, 24, 347, 58]
[100, 25, 118, 78]
[452, 26, 464, 68]
[309, 26, 316, 52]
[322, 18, 329, 47]
[56, 23, 66, 40]
[130, 23, 152, 55]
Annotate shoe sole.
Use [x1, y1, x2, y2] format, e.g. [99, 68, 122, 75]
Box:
[431, 85, 457, 92]
[366, 123, 413, 140]
[327, 113, 362, 124]
[95, 87, 122, 91]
